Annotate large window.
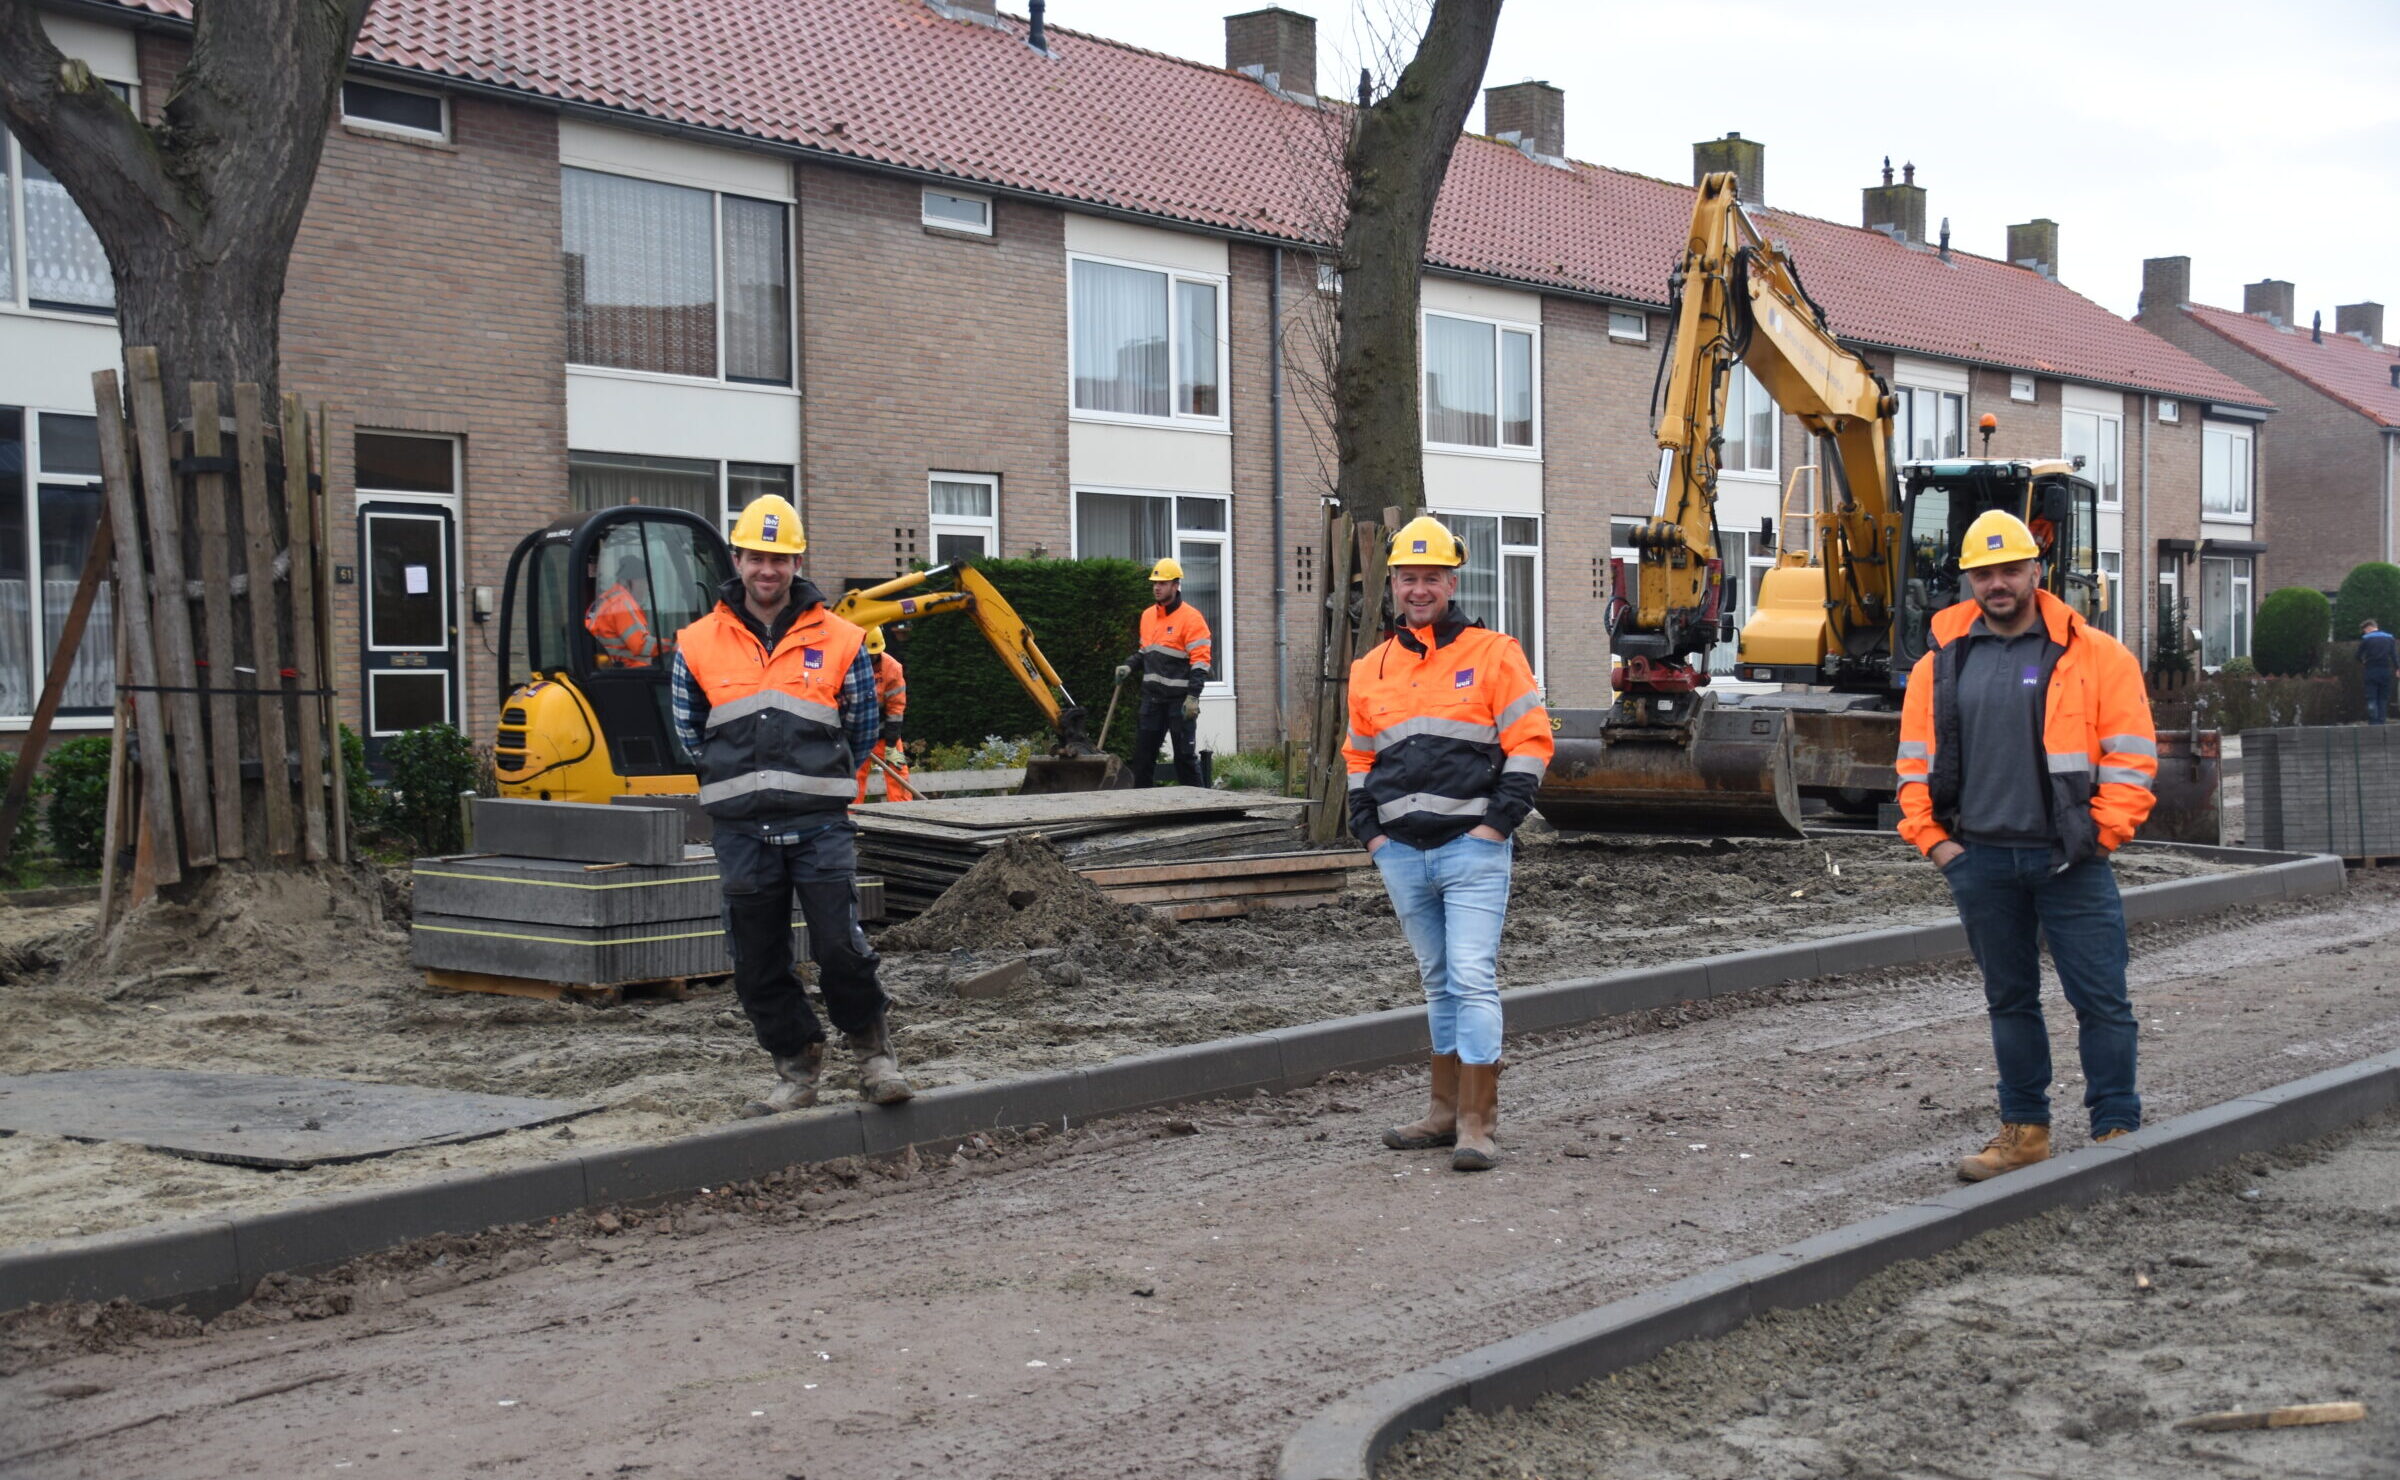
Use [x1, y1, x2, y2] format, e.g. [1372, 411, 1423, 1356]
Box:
[1892, 384, 1964, 464]
[1424, 311, 1536, 451]
[0, 408, 111, 721]
[562, 167, 792, 385]
[1070, 257, 1224, 422]
[1434, 511, 1542, 675]
[1074, 489, 1228, 683]
[2200, 555, 2252, 669]
[2063, 408, 2123, 507]
[1722, 366, 1778, 475]
[569, 451, 793, 531]
[2202, 421, 2254, 520]
[929, 474, 998, 564]
[3, 110, 125, 315]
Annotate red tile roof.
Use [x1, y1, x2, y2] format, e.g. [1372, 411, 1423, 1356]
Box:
[2183, 304, 2400, 428]
[105, 0, 2266, 405]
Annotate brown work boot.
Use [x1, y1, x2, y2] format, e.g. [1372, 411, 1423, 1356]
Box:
[1957, 1122, 2050, 1182]
[2093, 1127, 2133, 1144]
[845, 1019, 915, 1106]
[1383, 1052, 1462, 1150]
[1451, 1061, 1502, 1172]
[738, 1042, 824, 1118]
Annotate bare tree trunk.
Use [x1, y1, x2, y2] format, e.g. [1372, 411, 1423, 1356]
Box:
[0, 0, 373, 419]
[1330, 0, 1502, 531]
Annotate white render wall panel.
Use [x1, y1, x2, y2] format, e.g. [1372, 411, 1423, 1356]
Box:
[565, 370, 801, 465]
[558, 119, 792, 200]
[0, 314, 122, 412]
[37, 14, 137, 83]
[1422, 274, 1541, 324]
[1424, 451, 1541, 514]
[1062, 215, 1228, 275]
[1891, 355, 1969, 394]
[1068, 419, 1232, 492]
[2063, 382, 2130, 415]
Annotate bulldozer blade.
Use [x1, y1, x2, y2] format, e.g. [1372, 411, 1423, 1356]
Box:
[1019, 754, 1129, 795]
[1535, 702, 1804, 838]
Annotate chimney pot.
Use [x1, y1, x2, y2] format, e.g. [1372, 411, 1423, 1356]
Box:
[1484, 80, 1565, 161]
[1862, 159, 1928, 243]
[1224, 7, 1316, 100]
[2007, 219, 2059, 280]
[1881, 156, 1893, 186]
[1938, 217, 1951, 262]
[2140, 256, 2191, 319]
[2337, 301, 2386, 346]
[1903, 161, 1916, 185]
[2244, 278, 2296, 326]
[1692, 132, 1765, 205]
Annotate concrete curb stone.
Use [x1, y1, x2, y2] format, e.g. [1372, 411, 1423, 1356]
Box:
[582, 1109, 866, 1206]
[0, 1218, 241, 1313]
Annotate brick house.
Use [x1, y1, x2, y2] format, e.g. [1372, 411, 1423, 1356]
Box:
[3, 0, 2269, 765]
[2138, 259, 2399, 619]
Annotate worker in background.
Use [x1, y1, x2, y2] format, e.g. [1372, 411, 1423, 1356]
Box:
[1115, 557, 1212, 787]
[1897, 510, 2156, 1182]
[854, 626, 914, 802]
[2360, 618, 2396, 725]
[1346, 515, 1552, 1173]
[585, 554, 656, 667]
[671, 495, 914, 1116]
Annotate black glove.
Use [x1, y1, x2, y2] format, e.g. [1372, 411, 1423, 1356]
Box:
[882, 723, 904, 748]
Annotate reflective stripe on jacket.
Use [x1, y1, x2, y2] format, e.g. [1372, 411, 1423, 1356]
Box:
[873, 652, 907, 722]
[676, 597, 867, 821]
[1342, 606, 1553, 849]
[586, 584, 655, 667]
[1130, 599, 1213, 697]
[1897, 588, 2157, 865]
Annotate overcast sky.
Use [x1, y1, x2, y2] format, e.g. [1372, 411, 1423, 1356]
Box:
[1057, 0, 2400, 324]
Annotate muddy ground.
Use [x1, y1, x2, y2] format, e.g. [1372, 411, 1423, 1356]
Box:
[1389, 1114, 2400, 1480]
[2, 874, 2396, 1479]
[0, 830, 2226, 1247]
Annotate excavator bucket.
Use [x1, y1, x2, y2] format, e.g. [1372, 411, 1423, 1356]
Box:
[1535, 700, 1805, 838]
[1019, 753, 1128, 794]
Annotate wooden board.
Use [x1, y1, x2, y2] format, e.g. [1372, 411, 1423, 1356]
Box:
[188, 385, 248, 858]
[1101, 872, 1347, 906]
[94, 369, 181, 886]
[1078, 850, 1369, 886]
[423, 967, 724, 1005]
[280, 394, 329, 862]
[1150, 891, 1343, 922]
[234, 385, 297, 858]
[125, 349, 216, 866]
[867, 785, 1302, 831]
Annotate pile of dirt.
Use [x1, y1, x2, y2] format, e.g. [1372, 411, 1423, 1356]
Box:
[880, 834, 1166, 953]
[74, 863, 396, 990]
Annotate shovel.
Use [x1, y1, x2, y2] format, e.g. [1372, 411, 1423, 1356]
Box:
[1097, 669, 1130, 752]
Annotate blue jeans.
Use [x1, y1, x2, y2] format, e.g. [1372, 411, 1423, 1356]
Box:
[2366, 673, 2391, 725]
[1943, 842, 2140, 1134]
[1373, 832, 1514, 1064]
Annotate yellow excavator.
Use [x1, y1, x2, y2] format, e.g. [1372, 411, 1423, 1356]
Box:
[492, 505, 1119, 802]
[1535, 172, 2108, 837]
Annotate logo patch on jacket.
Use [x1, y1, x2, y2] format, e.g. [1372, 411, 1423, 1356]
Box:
[2021, 665, 2040, 686]
[1454, 668, 1475, 689]
[803, 647, 824, 670]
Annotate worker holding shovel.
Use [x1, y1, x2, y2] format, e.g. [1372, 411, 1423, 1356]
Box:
[1117, 558, 1212, 787]
[853, 626, 914, 802]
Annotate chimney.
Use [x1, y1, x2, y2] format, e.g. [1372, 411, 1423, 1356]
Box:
[2337, 302, 2385, 346]
[2006, 219, 2058, 280]
[1484, 80, 1564, 162]
[2141, 256, 2191, 318]
[1862, 158, 1927, 244]
[2244, 278, 2296, 326]
[1692, 132, 1764, 205]
[1224, 7, 1316, 101]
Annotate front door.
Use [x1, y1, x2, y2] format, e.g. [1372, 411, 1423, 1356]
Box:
[360, 501, 458, 762]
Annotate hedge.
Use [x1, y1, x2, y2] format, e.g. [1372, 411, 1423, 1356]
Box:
[2332, 562, 2400, 638]
[887, 557, 1153, 751]
[2252, 586, 2330, 676]
[41, 734, 112, 869]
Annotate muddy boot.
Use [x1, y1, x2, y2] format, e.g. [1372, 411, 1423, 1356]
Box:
[846, 1019, 915, 1106]
[738, 1042, 824, 1118]
[1956, 1122, 2050, 1182]
[1383, 1053, 1461, 1150]
[1451, 1061, 1501, 1172]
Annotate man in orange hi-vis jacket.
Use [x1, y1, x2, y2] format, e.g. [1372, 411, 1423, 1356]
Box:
[1897, 509, 2157, 1184]
[1117, 557, 1213, 787]
[1345, 514, 1552, 1173]
[854, 626, 914, 803]
[584, 557, 656, 667]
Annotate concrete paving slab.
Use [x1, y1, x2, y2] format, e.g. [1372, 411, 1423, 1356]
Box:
[409, 911, 793, 982]
[471, 796, 683, 865]
[412, 854, 723, 926]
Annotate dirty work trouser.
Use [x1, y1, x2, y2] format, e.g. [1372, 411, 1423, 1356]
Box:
[714, 819, 887, 1060]
[1942, 842, 2140, 1135]
[1373, 831, 1513, 1065]
[2367, 672, 2392, 725]
[854, 740, 914, 802]
[1130, 694, 1202, 789]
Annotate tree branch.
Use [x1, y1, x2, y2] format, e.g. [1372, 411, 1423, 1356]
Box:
[0, 0, 188, 237]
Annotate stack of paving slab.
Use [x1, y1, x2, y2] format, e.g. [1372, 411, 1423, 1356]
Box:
[856, 786, 1309, 917]
[2241, 724, 2400, 857]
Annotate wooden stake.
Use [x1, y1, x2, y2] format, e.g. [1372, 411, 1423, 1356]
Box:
[97, 597, 132, 933]
[313, 402, 350, 864]
[189, 383, 248, 859]
[124, 348, 216, 867]
[0, 502, 111, 864]
[2176, 1402, 2366, 1433]
[92, 368, 182, 887]
[129, 777, 159, 913]
[234, 386, 297, 858]
[280, 395, 329, 862]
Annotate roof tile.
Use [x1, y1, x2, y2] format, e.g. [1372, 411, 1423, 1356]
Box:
[2184, 304, 2399, 428]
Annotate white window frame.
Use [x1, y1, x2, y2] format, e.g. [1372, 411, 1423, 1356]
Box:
[921, 186, 992, 236]
[1607, 308, 1648, 342]
[0, 408, 113, 730]
[561, 165, 796, 390]
[565, 450, 793, 532]
[340, 76, 451, 143]
[2063, 407, 2124, 508]
[1066, 252, 1230, 430]
[2, 80, 134, 320]
[2097, 548, 2123, 638]
[2010, 374, 2037, 403]
[353, 432, 463, 742]
[2157, 563, 2184, 663]
[2200, 554, 2253, 670]
[1721, 365, 1778, 480]
[2201, 420, 2255, 522]
[1431, 508, 1544, 681]
[928, 472, 999, 563]
[1891, 384, 1967, 466]
[1069, 485, 1232, 692]
[1422, 308, 1541, 458]
[1316, 261, 1342, 296]
[2158, 398, 2180, 423]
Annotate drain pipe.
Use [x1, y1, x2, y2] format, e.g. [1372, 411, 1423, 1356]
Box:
[2140, 395, 2152, 659]
[1271, 246, 1290, 738]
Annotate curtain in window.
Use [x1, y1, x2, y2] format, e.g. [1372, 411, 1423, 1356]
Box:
[1425, 316, 1495, 446]
[1175, 538, 1223, 672]
[721, 196, 790, 384]
[1075, 489, 1171, 561]
[0, 143, 14, 303]
[1500, 330, 1534, 446]
[35, 484, 110, 711]
[1447, 513, 1499, 628]
[563, 168, 716, 378]
[569, 451, 716, 520]
[2200, 557, 2234, 668]
[1504, 551, 1537, 671]
[1175, 280, 1219, 417]
[1725, 370, 1756, 469]
[0, 413, 28, 714]
[21, 148, 112, 311]
[1073, 261, 1168, 415]
[932, 478, 993, 519]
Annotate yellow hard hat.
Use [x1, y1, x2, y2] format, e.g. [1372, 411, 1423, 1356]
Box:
[1957, 510, 2041, 570]
[1147, 558, 1183, 582]
[730, 495, 806, 555]
[1389, 514, 1466, 568]
[865, 626, 886, 656]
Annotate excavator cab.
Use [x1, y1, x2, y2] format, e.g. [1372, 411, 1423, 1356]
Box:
[493, 506, 734, 801]
[1894, 459, 2104, 675]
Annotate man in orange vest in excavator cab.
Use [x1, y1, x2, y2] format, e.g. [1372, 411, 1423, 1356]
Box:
[585, 552, 656, 667]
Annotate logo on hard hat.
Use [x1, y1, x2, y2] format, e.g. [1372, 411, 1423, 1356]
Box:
[1412, 539, 1429, 553]
[762, 514, 781, 542]
[1986, 533, 2004, 549]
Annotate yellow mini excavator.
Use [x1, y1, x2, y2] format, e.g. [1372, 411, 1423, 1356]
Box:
[492, 505, 1119, 802]
[1536, 172, 2108, 837]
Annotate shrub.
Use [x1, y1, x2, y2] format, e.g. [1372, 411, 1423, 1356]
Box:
[917, 735, 1035, 772]
[891, 557, 1152, 751]
[0, 750, 45, 867]
[2251, 587, 2330, 676]
[1209, 747, 1289, 793]
[382, 724, 479, 855]
[41, 734, 112, 869]
[2332, 562, 2400, 638]
[2148, 595, 2196, 689]
[2217, 654, 2257, 678]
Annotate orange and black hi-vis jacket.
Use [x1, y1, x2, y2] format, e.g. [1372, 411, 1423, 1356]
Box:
[1343, 605, 1553, 849]
[675, 578, 868, 822]
[586, 583, 655, 666]
[1896, 587, 2158, 867]
[1126, 597, 1213, 704]
[873, 652, 907, 733]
